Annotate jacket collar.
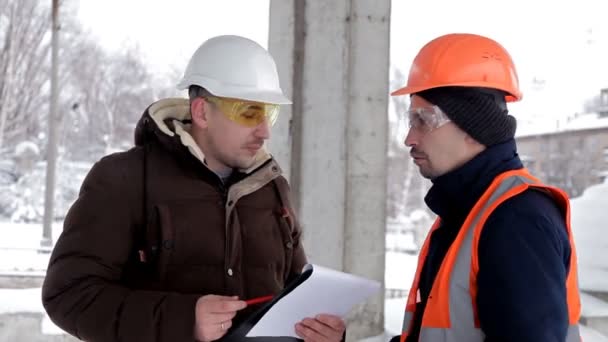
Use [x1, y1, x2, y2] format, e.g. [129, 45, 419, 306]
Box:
[424, 139, 523, 224]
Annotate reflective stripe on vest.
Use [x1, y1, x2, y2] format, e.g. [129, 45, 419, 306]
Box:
[400, 169, 581, 342]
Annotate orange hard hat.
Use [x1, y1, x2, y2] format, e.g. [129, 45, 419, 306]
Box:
[391, 33, 522, 102]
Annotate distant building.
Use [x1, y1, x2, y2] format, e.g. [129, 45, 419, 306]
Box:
[516, 90, 608, 198]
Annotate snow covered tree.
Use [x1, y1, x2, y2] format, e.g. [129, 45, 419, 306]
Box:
[0, 0, 174, 222]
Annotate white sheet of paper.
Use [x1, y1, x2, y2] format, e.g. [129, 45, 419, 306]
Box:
[246, 264, 381, 338]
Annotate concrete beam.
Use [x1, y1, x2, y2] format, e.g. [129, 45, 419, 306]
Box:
[269, 1, 390, 339]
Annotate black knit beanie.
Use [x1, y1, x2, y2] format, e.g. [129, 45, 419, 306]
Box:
[417, 87, 517, 146]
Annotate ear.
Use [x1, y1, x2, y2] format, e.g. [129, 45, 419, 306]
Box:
[191, 97, 210, 129]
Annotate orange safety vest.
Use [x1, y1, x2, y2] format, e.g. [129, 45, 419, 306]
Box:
[400, 169, 581, 342]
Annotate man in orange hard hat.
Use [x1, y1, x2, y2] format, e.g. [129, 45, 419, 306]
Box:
[389, 33, 581, 342]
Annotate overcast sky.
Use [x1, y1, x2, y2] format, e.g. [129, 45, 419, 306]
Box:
[77, 0, 269, 74]
[77, 0, 608, 128]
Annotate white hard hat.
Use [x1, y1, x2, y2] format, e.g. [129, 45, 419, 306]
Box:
[177, 35, 291, 105]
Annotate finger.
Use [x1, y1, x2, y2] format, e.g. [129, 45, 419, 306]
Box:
[202, 311, 238, 324]
[303, 317, 335, 335]
[197, 324, 224, 342]
[206, 329, 225, 342]
[203, 294, 238, 301]
[295, 322, 324, 342]
[314, 314, 346, 331]
[218, 299, 247, 313]
[218, 319, 233, 331]
[297, 318, 339, 341]
[206, 298, 247, 313]
[195, 320, 232, 342]
[210, 320, 233, 341]
[202, 320, 233, 342]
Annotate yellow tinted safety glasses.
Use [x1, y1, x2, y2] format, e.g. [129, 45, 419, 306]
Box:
[205, 96, 280, 128]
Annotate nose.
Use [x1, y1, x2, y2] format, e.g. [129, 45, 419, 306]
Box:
[404, 127, 419, 147]
[254, 118, 271, 140]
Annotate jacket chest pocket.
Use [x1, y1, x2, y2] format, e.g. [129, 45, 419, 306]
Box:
[238, 208, 295, 284]
[144, 199, 225, 285]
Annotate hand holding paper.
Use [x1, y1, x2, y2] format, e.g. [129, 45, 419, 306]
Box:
[295, 314, 346, 342]
[245, 264, 381, 338]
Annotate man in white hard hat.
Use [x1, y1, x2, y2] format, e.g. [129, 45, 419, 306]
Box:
[42, 35, 346, 342]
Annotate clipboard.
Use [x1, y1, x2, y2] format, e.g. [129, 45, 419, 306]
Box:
[220, 264, 380, 341]
[220, 265, 313, 341]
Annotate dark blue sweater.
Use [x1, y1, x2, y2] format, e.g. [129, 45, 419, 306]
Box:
[395, 139, 571, 342]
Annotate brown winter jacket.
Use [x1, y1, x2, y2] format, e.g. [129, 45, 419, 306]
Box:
[42, 98, 307, 342]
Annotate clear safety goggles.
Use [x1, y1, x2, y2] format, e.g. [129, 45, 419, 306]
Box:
[406, 105, 451, 134]
[205, 96, 280, 128]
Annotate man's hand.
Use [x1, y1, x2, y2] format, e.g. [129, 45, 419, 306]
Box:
[194, 295, 247, 342]
[295, 314, 346, 342]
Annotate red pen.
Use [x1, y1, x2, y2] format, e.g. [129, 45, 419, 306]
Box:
[245, 295, 274, 305]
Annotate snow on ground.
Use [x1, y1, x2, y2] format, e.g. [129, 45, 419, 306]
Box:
[384, 250, 418, 290]
[385, 230, 418, 254]
[0, 288, 43, 314]
[581, 292, 608, 318]
[581, 325, 608, 342]
[0, 221, 70, 335]
[571, 178, 608, 293]
[41, 313, 67, 335]
[384, 298, 406, 335]
[0, 221, 63, 274]
[0, 287, 66, 335]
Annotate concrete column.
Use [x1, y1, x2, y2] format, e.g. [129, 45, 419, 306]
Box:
[269, 1, 390, 339]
